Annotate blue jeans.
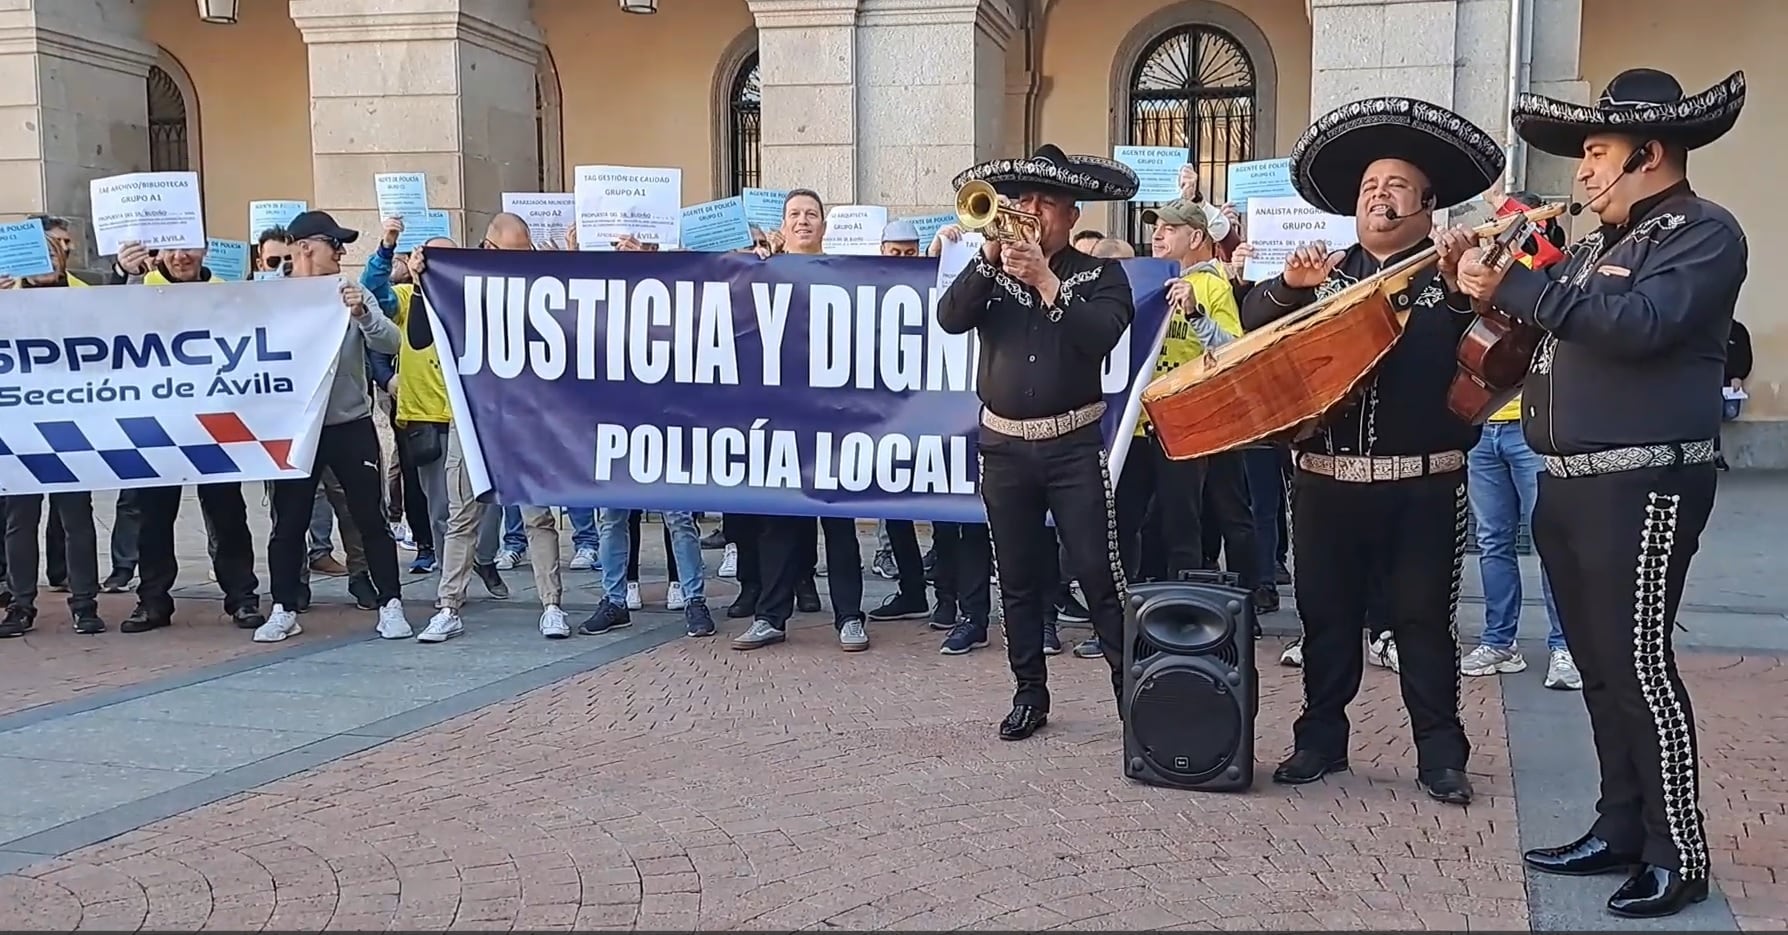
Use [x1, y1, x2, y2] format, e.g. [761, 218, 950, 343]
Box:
[504, 506, 598, 552]
[598, 508, 704, 605]
[1243, 447, 1283, 582]
[1468, 422, 1565, 650]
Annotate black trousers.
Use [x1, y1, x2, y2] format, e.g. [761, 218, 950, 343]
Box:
[394, 428, 434, 553]
[882, 519, 928, 600]
[269, 418, 400, 610]
[135, 484, 260, 617]
[724, 513, 763, 591]
[1291, 469, 1469, 771]
[1200, 451, 1262, 589]
[44, 500, 67, 586]
[979, 423, 1126, 710]
[5, 493, 99, 614]
[625, 510, 677, 580]
[1114, 432, 1206, 581]
[1535, 462, 1714, 877]
[931, 521, 992, 622]
[756, 515, 861, 628]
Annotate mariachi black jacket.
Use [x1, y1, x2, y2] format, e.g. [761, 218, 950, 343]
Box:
[1240, 239, 1480, 458]
[1492, 182, 1748, 457]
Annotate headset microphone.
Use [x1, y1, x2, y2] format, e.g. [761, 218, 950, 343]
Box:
[1569, 145, 1652, 216]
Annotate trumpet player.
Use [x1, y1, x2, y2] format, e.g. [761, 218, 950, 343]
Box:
[935, 144, 1140, 741]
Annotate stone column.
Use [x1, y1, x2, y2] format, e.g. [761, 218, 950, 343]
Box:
[0, 0, 154, 267]
[1519, 0, 1588, 202]
[288, 0, 542, 258]
[1308, 0, 1460, 116]
[854, 0, 1017, 216]
[747, 0, 862, 206]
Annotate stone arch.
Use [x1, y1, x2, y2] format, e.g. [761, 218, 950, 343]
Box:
[148, 47, 202, 173]
[712, 28, 761, 197]
[537, 47, 565, 191]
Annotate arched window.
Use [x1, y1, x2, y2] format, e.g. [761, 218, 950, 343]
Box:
[727, 53, 761, 194]
[536, 50, 564, 191]
[1123, 24, 1256, 249]
[147, 63, 192, 173]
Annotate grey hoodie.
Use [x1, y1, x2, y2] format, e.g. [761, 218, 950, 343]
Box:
[127, 273, 400, 426]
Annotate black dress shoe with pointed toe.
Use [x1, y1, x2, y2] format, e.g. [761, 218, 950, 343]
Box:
[1417, 768, 1473, 805]
[1523, 832, 1640, 877]
[1607, 865, 1709, 918]
[1272, 749, 1348, 785]
[998, 704, 1048, 741]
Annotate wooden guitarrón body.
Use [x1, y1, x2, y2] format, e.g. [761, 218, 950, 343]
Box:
[1446, 307, 1544, 423]
[1141, 282, 1407, 461]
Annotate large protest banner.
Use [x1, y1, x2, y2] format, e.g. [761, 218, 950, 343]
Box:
[0, 278, 346, 494]
[422, 249, 1174, 522]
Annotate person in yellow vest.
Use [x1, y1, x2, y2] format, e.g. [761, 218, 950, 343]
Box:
[1082, 199, 1262, 662]
[109, 240, 270, 634]
[0, 217, 104, 639]
[1458, 189, 1578, 690]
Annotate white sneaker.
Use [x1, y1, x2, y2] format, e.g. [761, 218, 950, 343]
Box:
[494, 548, 522, 571]
[666, 582, 688, 611]
[1461, 644, 1527, 676]
[1545, 648, 1583, 690]
[625, 581, 643, 610]
[718, 542, 738, 578]
[570, 547, 597, 571]
[539, 604, 570, 639]
[253, 605, 301, 643]
[376, 599, 414, 639]
[1279, 637, 1304, 668]
[391, 521, 417, 552]
[416, 609, 463, 643]
[839, 617, 869, 652]
[1368, 633, 1400, 673]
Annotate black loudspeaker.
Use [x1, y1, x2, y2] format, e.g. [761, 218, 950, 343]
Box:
[1121, 579, 1259, 792]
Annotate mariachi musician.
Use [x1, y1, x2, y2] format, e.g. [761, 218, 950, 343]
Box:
[1454, 68, 1747, 919]
[1238, 99, 1505, 805]
[935, 145, 1140, 741]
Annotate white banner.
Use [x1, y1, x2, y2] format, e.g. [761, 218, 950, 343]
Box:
[0, 278, 347, 494]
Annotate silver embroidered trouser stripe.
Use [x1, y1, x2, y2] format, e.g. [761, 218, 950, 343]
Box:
[1447, 481, 1467, 720]
[1633, 491, 1710, 879]
[1097, 450, 1130, 607]
[1544, 441, 1714, 478]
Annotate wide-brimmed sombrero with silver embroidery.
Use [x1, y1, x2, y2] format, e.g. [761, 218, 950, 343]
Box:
[1513, 69, 1745, 158]
[1289, 98, 1505, 216]
[953, 144, 1140, 202]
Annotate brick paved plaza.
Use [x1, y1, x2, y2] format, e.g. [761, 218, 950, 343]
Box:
[0, 475, 1785, 931]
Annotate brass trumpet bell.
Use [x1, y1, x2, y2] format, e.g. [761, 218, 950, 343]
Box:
[955, 179, 1042, 243]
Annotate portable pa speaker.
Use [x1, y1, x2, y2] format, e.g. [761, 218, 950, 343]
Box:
[1121, 579, 1259, 792]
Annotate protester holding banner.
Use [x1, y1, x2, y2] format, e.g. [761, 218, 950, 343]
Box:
[111, 239, 269, 634]
[254, 211, 410, 644]
[937, 145, 1141, 741]
[731, 189, 869, 653]
[0, 219, 105, 637]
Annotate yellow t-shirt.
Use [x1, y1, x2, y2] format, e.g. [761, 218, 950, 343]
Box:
[1490, 393, 1523, 422]
[392, 284, 452, 426]
[143, 269, 221, 285]
[1137, 263, 1242, 436]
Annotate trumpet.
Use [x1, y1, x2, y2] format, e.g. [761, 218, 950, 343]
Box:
[955, 179, 1041, 244]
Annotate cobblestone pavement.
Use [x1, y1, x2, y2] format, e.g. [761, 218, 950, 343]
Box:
[1685, 653, 1788, 930]
[0, 623, 1529, 931]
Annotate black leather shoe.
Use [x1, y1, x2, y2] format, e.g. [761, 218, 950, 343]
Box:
[1272, 749, 1348, 784]
[1417, 768, 1474, 805]
[232, 606, 267, 630]
[1524, 832, 1640, 877]
[119, 606, 171, 633]
[998, 705, 1048, 741]
[1608, 865, 1709, 918]
[795, 577, 822, 613]
[727, 586, 759, 619]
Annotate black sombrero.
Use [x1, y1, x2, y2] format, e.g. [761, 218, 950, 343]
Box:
[1289, 97, 1505, 216]
[952, 144, 1140, 203]
[1513, 69, 1745, 158]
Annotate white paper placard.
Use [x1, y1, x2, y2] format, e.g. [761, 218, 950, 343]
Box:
[573, 165, 682, 248]
[89, 171, 205, 256]
[821, 205, 889, 256]
[1242, 195, 1359, 282]
[502, 192, 575, 248]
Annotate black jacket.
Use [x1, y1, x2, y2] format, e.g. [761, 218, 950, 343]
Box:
[937, 245, 1133, 420]
[1239, 239, 1479, 457]
[1491, 182, 1747, 456]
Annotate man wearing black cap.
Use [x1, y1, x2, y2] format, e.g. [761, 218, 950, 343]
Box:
[1239, 98, 1506, 806]
[936, 145, 1140, 741]
[1456, 69, 1748, 919]
[252, 211, 410, 644]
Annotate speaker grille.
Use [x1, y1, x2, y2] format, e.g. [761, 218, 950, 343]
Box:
[1129, 663, 1243, 778]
